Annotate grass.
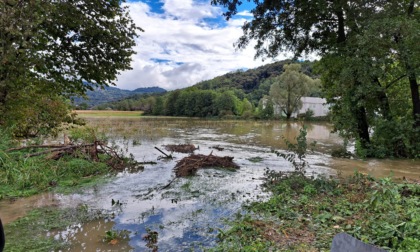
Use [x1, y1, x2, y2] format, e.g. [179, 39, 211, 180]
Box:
[0, 127, 137, 199]
[211, 172, 420, 251]
[4, 205, 106, 251]
[75, 110, 143, 118]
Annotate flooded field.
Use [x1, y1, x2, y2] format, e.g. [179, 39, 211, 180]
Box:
[2, 117, 420, 251]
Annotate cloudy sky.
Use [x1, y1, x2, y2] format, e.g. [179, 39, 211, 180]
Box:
[115, 0, 291, 91]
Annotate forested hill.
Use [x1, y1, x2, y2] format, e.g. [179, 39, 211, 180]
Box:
[96, 59, 318, 114]
[72, 86, 166, 108]
[194, 59, 314, 93]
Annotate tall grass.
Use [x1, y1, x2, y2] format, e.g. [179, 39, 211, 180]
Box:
[0, 129, 110, 199]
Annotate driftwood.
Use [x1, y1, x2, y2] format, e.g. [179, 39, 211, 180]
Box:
[174, 151, 239, 177]
[211, 145, 224, 151]
[160, 152, 239, 190]
[164, 144, 198, 153]
[154, 147, 173, 159]
[26, 144, 95, 158]
[7, 145, 69, 151]
[7, 141, 139, 171]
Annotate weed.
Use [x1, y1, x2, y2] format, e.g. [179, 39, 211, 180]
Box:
[212, 172, 420, 251]
[272, 126, 316, 174]
[103, 229, 130, 244]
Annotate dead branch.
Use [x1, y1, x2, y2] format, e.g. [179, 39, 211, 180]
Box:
[25, 144, 95, 158]
[7, 145, 69, 152]
[164, 144, 198, 153]
[155, 147, 173, 159]
[174, 151, 239, 177]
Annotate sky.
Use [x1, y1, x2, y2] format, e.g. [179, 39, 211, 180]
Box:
[115, 0, 292, 91]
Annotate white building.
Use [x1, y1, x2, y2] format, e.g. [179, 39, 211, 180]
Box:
[266, 97, 330, 118]
[292, 97, 330, 117]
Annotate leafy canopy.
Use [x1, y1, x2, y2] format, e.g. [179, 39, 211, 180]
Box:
[0, 0, 141, 134]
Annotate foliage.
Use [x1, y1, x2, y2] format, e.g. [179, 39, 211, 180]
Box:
[272, 126, 316, 174]
[213, 173, 420, 251]
[103, 229, 130, 243]
[4, 93, 74, 137]
[268, 64, 315, 119]
[74, 86, 166, 108]
[257, 97, 274, 119]
[0, 127, 135, 199]
[4, 205, 108, 251]
[0, 0, 141, 133]
[100, 60, 323, 120]
[212, 0, 420, 158]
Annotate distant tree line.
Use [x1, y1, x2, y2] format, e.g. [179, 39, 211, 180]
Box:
[97, 61, 321, 120]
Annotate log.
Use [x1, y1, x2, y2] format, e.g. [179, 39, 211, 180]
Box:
[7, 145, 68, 152]
[25, 144, 95, 158]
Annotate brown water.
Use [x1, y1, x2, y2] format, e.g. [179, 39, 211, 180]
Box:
[1, 117, 419, 251]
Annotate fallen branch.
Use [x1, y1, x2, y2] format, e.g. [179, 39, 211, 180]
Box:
[161, 177, 177, 190]
[7, 145, 68, 152]
[164, 144, 198, 153]
[154, 147, 173, 159]
[174, 151, 239, 177]
[26, 144, 95, 158]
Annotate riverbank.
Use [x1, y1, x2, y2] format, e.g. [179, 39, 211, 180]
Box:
[3, 172, 419, 251]
[212, 172, 420, 251]
[0, 128, 139, 200]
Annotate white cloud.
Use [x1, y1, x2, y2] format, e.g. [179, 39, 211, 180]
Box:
[116, 0, 280, 91]
[236, 10, 254, 17]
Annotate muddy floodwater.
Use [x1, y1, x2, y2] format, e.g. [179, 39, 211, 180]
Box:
[1, 117, 420, 251]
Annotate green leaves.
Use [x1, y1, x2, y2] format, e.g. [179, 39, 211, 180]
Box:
[1, 0, 141, 134]
[268, 64, 316, 119]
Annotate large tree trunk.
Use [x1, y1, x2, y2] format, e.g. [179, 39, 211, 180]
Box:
[0, 86, 7, 125]
[355, 105, 370, 149]
[406, 0, 420, 129]
[374, 78, 392, 120]
[408, 74, 420, 128]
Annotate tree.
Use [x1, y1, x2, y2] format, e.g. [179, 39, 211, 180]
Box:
[152, 96, 164, 116]
[215, 91, 239, 116]
[240, 98, 254, 118]
[269, 64, 313, 119]
[0, 0, 141, 133]
[212, 0, 420, 157]
[258, 97, 274, 120]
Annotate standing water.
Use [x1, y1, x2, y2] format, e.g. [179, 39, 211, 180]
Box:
[1, 118, 420, 251]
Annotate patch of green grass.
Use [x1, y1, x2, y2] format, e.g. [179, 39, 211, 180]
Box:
[0, 128, 136, 199]
[4, 205, 102, 252]
[212, 172, 420, 251]
[0, 155, 111, 199]
[247, 156, 264, 163]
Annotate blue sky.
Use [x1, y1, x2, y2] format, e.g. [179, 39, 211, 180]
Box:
[116, 0, 290, 90]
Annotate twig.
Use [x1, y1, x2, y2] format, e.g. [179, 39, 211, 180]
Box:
[160, 177, 177, 190]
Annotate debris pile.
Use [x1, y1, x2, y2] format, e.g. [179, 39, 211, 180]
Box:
[164, 144, 198, 153]
[7, 141, 141, 171]
[174, 152, 239, 177]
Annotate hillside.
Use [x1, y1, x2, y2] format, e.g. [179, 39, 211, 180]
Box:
[72, 86, 166, 108]
[97, 60, 318, 115]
